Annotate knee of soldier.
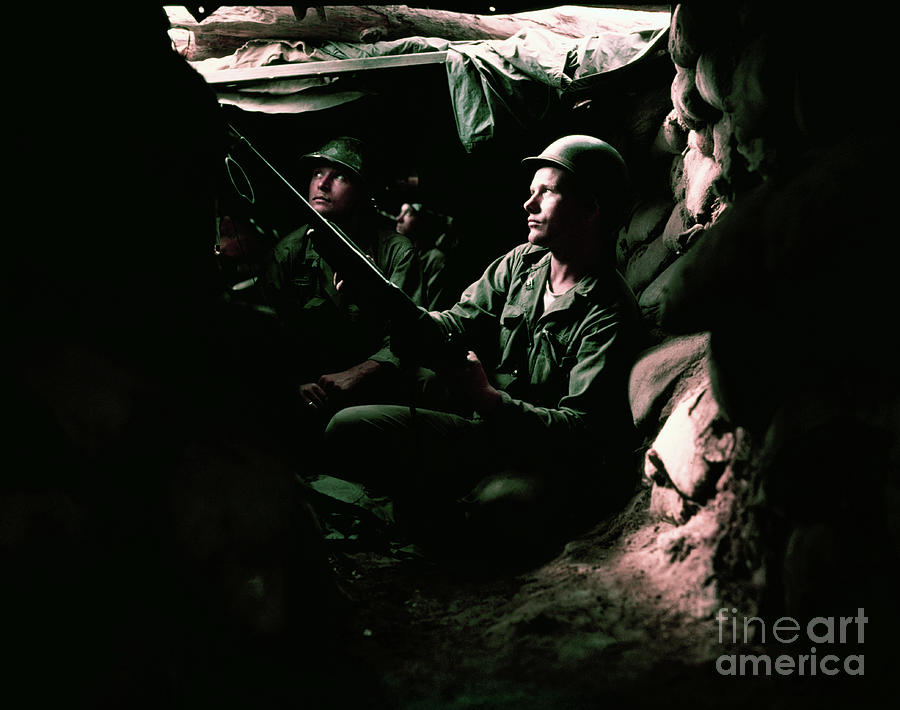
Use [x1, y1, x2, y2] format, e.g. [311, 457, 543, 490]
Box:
[324, 404, 409, 448]
[323, 405, 371, 446]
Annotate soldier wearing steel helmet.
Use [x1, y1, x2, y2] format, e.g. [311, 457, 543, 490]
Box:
[324, 135, 644, 559]
[262, 136, 424, 418]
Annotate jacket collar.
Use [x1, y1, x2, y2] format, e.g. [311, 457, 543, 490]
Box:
[521, 246, 607, 302]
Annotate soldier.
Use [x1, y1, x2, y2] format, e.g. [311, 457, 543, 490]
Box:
[396, 202, 456, 311]
[324, 135, 645, 559]
[262, 137, 424, 416]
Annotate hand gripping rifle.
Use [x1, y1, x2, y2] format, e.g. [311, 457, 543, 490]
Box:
[225, 123, 462, 369]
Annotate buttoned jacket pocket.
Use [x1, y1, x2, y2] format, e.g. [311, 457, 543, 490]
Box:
[498, 303, 524, 355]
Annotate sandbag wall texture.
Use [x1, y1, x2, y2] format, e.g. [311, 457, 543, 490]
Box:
[615, 1, 899, 666]
[618, 1, 847, 335]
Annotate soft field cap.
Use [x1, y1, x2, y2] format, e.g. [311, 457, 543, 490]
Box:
[301, 136, 371, 185]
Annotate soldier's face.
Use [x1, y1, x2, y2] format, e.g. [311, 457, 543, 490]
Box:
[523, 166, 591, 248]
[308, 163, 360, 219]
[396, 204, 420, 236]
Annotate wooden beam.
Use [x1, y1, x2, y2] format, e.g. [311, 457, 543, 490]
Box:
[196, 50, 448, 86]
[167, 5, 671, 61]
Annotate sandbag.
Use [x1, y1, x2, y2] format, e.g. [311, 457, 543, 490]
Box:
[624, 231, 679, 298]
[617, 196, 675, 267]
[681, 145, 723, 222]
[671, 65, 721, 130]
[668, 3, 703, 68]
[695, 47, 735, 113]
[628, 331, 710, 428]
[653, 109, 689, 155]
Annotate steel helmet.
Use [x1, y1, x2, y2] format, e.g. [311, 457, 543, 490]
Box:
[301, 136, 372, 187]
[522, 134, 628, 197]
[523, 134, 630, 234]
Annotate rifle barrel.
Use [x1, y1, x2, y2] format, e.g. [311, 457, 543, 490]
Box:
[225, 122, 423, 323]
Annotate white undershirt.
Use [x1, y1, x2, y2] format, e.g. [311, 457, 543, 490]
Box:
[543, 279, 573, 312]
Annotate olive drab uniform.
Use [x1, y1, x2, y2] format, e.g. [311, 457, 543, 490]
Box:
[430, 242, 642, 476]
[263, 222, 423, 383]
[323, 134, 643, 552]
[324, 241, 643, 520]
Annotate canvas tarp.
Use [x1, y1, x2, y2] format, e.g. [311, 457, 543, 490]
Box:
[191, 13, 669, 151]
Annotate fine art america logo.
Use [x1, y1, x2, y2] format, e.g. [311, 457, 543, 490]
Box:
[715, 608, 867, 677]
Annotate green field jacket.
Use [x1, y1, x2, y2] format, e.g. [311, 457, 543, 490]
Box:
[265, 224, 422, 374]
[431, 242, 642, 467]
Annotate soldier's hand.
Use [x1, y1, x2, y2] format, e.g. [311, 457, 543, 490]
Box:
[454, 351, 502, 414]
[318, 360, 382, 397]
[299, 382, 328, 412]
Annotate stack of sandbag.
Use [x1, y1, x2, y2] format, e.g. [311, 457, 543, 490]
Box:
[622, 1, 900, 649]
[619, 0, 818, 332]
[616, 15, 727, 328]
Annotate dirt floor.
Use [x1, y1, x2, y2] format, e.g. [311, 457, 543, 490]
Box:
[299, 477, 888, 710]
[284, 491, 812, 710]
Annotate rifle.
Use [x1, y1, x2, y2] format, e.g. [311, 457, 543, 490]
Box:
[224, 123, 462, 368]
